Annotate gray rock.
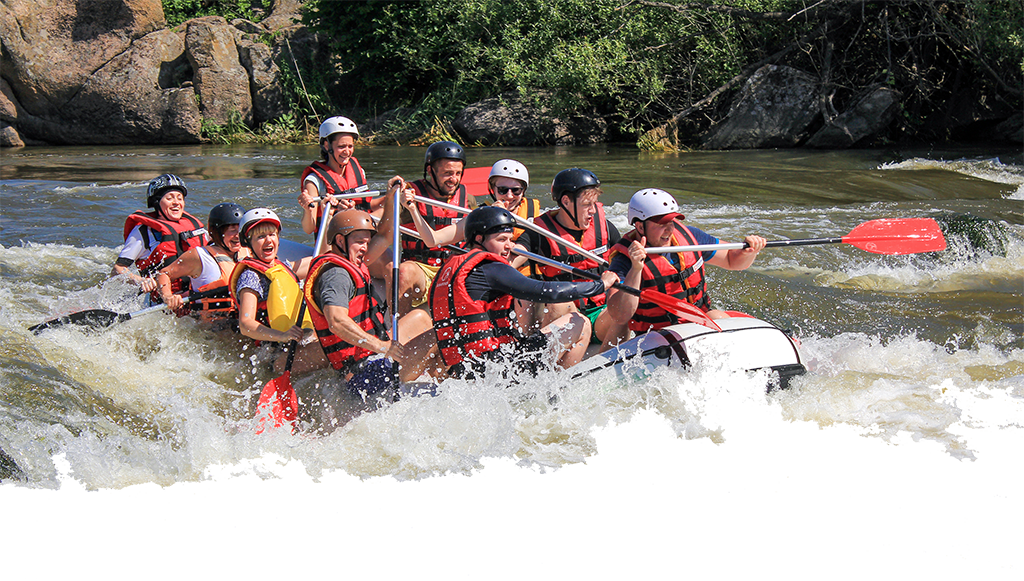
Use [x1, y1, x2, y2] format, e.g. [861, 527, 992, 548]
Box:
[239, 40, 288, 125]
[995, 112, 1023, 144]
[186, 16, 253, 127]
[806, 86, 901, 148]
[231, 19, 266, 35]
[64, 28, 202, 144]
[0, 0, 164, 118]
[701, 65, 821, 149]
[453, 92, 607, 146]
[263, 0, 306, 32]
[1, 123, 24, 147]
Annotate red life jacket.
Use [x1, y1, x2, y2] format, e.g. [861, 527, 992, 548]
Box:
[302, 158, 370, 217]
[304, 253, 388, 372]
[401, 179, 474, 266]
[609, 224, 710, 332]
[429, 249, 519, 369]
[229, 256, 293, 328]
[122, 210, 209, 276]
[532, 204, 610, 310]
[193, 246, 236, 324]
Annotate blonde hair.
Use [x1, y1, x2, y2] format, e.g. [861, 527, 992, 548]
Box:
[246, 222, 279, 246]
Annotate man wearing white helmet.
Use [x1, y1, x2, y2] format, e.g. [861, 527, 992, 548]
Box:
[597, 188, 766, 348]
[298, 116, 378, 239]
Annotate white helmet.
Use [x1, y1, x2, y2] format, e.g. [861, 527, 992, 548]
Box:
[239, 208, 282, 244]
[319, 116, 359, 140]
[488, 159, 529, 188]
[627, 188, 684, 224]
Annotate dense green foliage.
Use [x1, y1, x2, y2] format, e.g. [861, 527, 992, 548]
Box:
[163, 0, 272, 26]
[167, 0, 1021, 145]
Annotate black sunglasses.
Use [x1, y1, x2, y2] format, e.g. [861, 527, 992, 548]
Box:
[495, 186, 525, 196]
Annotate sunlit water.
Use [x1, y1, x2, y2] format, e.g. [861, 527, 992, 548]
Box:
[1, 143, 1021, 492]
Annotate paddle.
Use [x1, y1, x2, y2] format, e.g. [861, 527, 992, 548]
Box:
[254, 301, 303, 433]
[645, 218, 947, 256]
[390, 180, 402, 383]
[511, 248, 721, 331]
[412, 194, 608, 266]
[28, 286, 227, 334]
[306, 189, 382, 208]
[254, 198, 333, 432]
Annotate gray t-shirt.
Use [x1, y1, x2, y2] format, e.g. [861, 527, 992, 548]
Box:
[313, 264, 355, 311]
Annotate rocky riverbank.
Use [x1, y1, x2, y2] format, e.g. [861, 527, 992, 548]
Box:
[2, 0, 1020, 149]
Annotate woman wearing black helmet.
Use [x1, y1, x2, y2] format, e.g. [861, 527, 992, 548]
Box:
[428, 206, 618, 379]
[112, 174, 209, 295]
[153, 202, 248, 325]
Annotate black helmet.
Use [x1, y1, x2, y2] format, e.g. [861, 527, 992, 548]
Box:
[550, 168, 600, 203]
[147, 174, 188, 208]
[424, 141, 466, 167]
[464, 206, 516, 244]
[208, 202, 245, 232]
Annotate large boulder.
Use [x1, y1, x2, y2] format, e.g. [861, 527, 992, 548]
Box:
[0, 0, 164, 117]
[701, 65, 821, 149]
[186, 17, 252, 127]
[453, 92, 607, 146]
[805, 86, 901, 148]
[0, 0, 204, 144]
[239, 39, 288, 125]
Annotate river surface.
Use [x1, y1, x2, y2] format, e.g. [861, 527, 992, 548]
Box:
[1, 143, 1022, 576]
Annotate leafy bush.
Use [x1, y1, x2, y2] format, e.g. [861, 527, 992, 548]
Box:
[163, 0, 272, 27]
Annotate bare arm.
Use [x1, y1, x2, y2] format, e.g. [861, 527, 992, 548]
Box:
[706, 235, 766, 270]
[402, 187, 463, 247]
[323, 304, 403, 361]
[603, 238, 646, 325]
[237, 289, 303, 343]
[154, 248, 205, 309]
[365, 177, 402, 266]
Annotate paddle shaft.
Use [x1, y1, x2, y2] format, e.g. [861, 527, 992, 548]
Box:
[511, 248, 635, 296]
[412, 194, 608, 266]
[645, 218, 946, 255]
[307, 190, 381, 208]
[646, 238, 841, 254]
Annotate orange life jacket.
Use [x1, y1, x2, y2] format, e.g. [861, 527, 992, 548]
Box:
[302, 158, 370, 216]
[193, 246, 236, 324]
[429, 249, 519, 369]
[304, 253, 388, 372]
[608, 224, 709, 332]
[531, 204, 610, 310]
[400, 179, 474, 266]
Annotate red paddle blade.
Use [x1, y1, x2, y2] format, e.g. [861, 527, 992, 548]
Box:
[843, 218, 946, 255]
[641, 289, 721, 331]
[461, 166, 492, 199]
[255, 370, 298, 434]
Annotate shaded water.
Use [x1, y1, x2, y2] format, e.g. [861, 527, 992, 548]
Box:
[1, 143, 1021, 488]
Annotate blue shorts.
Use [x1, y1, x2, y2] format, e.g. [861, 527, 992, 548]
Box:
[347, 356, 397, 398]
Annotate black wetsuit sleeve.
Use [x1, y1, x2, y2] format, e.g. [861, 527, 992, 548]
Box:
[606, 221, 621, 247]
[466, 261, 604, 303]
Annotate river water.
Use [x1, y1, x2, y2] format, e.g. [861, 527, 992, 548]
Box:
[1, 143, 1022, 575]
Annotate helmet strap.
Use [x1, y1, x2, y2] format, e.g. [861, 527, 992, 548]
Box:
[557, 194, 582, 230]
